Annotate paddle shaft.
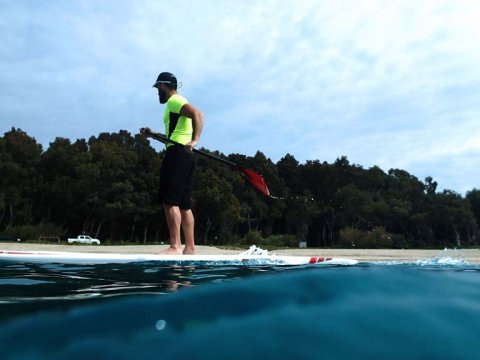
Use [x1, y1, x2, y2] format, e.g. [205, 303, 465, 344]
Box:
[149, 132, 238, 168]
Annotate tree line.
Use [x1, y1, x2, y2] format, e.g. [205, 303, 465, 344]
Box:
[1, 127, 479, 248]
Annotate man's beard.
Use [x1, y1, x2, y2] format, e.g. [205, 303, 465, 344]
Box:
[159, 91, 168, 104]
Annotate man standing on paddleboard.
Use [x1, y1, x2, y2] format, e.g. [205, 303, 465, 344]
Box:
[141, 72, 204, 255]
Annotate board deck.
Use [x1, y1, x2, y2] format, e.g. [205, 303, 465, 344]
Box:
[0, 249, 358, 266]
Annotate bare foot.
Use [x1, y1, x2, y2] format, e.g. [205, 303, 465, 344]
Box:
[183, 246, 196, 255]
[158, 246, 182, 255]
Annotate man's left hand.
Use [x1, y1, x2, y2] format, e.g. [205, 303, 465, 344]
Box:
[184, 140, 198, 153]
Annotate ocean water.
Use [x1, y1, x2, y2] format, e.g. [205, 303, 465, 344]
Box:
[0, 256, 479, 359]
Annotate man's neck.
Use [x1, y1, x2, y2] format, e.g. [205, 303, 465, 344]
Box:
[166, 89, 177, 100]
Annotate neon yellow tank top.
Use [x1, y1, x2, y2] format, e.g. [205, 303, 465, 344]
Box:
[164, 94, 192, 146]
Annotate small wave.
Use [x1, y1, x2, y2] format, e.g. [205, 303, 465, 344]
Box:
[370, 256, 478, 270]
[365, 248, 476, 268]
[414, 256, 472, 267]
[369, 256, 473, 267]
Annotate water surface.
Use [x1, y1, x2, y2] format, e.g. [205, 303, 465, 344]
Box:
[0, 257, 479, 359]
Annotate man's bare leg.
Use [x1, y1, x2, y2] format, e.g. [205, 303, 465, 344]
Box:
[181, 209, 196, 254]
[161, 204, 183, 254]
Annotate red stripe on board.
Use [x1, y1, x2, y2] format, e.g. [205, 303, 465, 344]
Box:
[0, 251, 56, 256]
[309, 257, 316, 264]
[0, 251, 35, 255]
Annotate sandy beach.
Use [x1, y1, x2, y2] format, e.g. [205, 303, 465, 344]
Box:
[1, 242, 479, 264]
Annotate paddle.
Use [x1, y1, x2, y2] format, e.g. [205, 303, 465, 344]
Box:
[141, 129, 270, 197]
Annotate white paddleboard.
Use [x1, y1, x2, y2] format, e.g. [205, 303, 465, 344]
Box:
[0, 249, 358, 266]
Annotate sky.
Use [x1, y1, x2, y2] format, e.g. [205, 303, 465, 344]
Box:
[1, 0, 479, 194]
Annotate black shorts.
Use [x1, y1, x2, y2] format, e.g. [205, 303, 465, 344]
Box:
[159, 145, 195, 210]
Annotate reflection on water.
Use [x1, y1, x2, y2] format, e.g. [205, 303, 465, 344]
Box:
[0, 261, 283, 321]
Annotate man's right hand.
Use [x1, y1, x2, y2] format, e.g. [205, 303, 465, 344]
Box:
[140, 127, 153, 137]
[140, 128, 169, 144]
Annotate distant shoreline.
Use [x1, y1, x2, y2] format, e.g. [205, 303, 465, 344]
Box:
[1, 243, 479, 263]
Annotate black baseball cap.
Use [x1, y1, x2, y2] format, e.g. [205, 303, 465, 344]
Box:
[152, 72, 177, 87]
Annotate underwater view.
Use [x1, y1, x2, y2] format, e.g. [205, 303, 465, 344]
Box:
[0, 254, 479, 359]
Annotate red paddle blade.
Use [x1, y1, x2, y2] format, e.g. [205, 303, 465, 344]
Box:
[236, 166, 271, 197]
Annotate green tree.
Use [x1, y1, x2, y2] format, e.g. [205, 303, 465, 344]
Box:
[0, 128, 42, 227]
[38, 137, 91, 234]
[466, 189, 480, 231]
[193, 167, 242, 244]
[428, 190, 478, 247]
[87, 131, 160, 242]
